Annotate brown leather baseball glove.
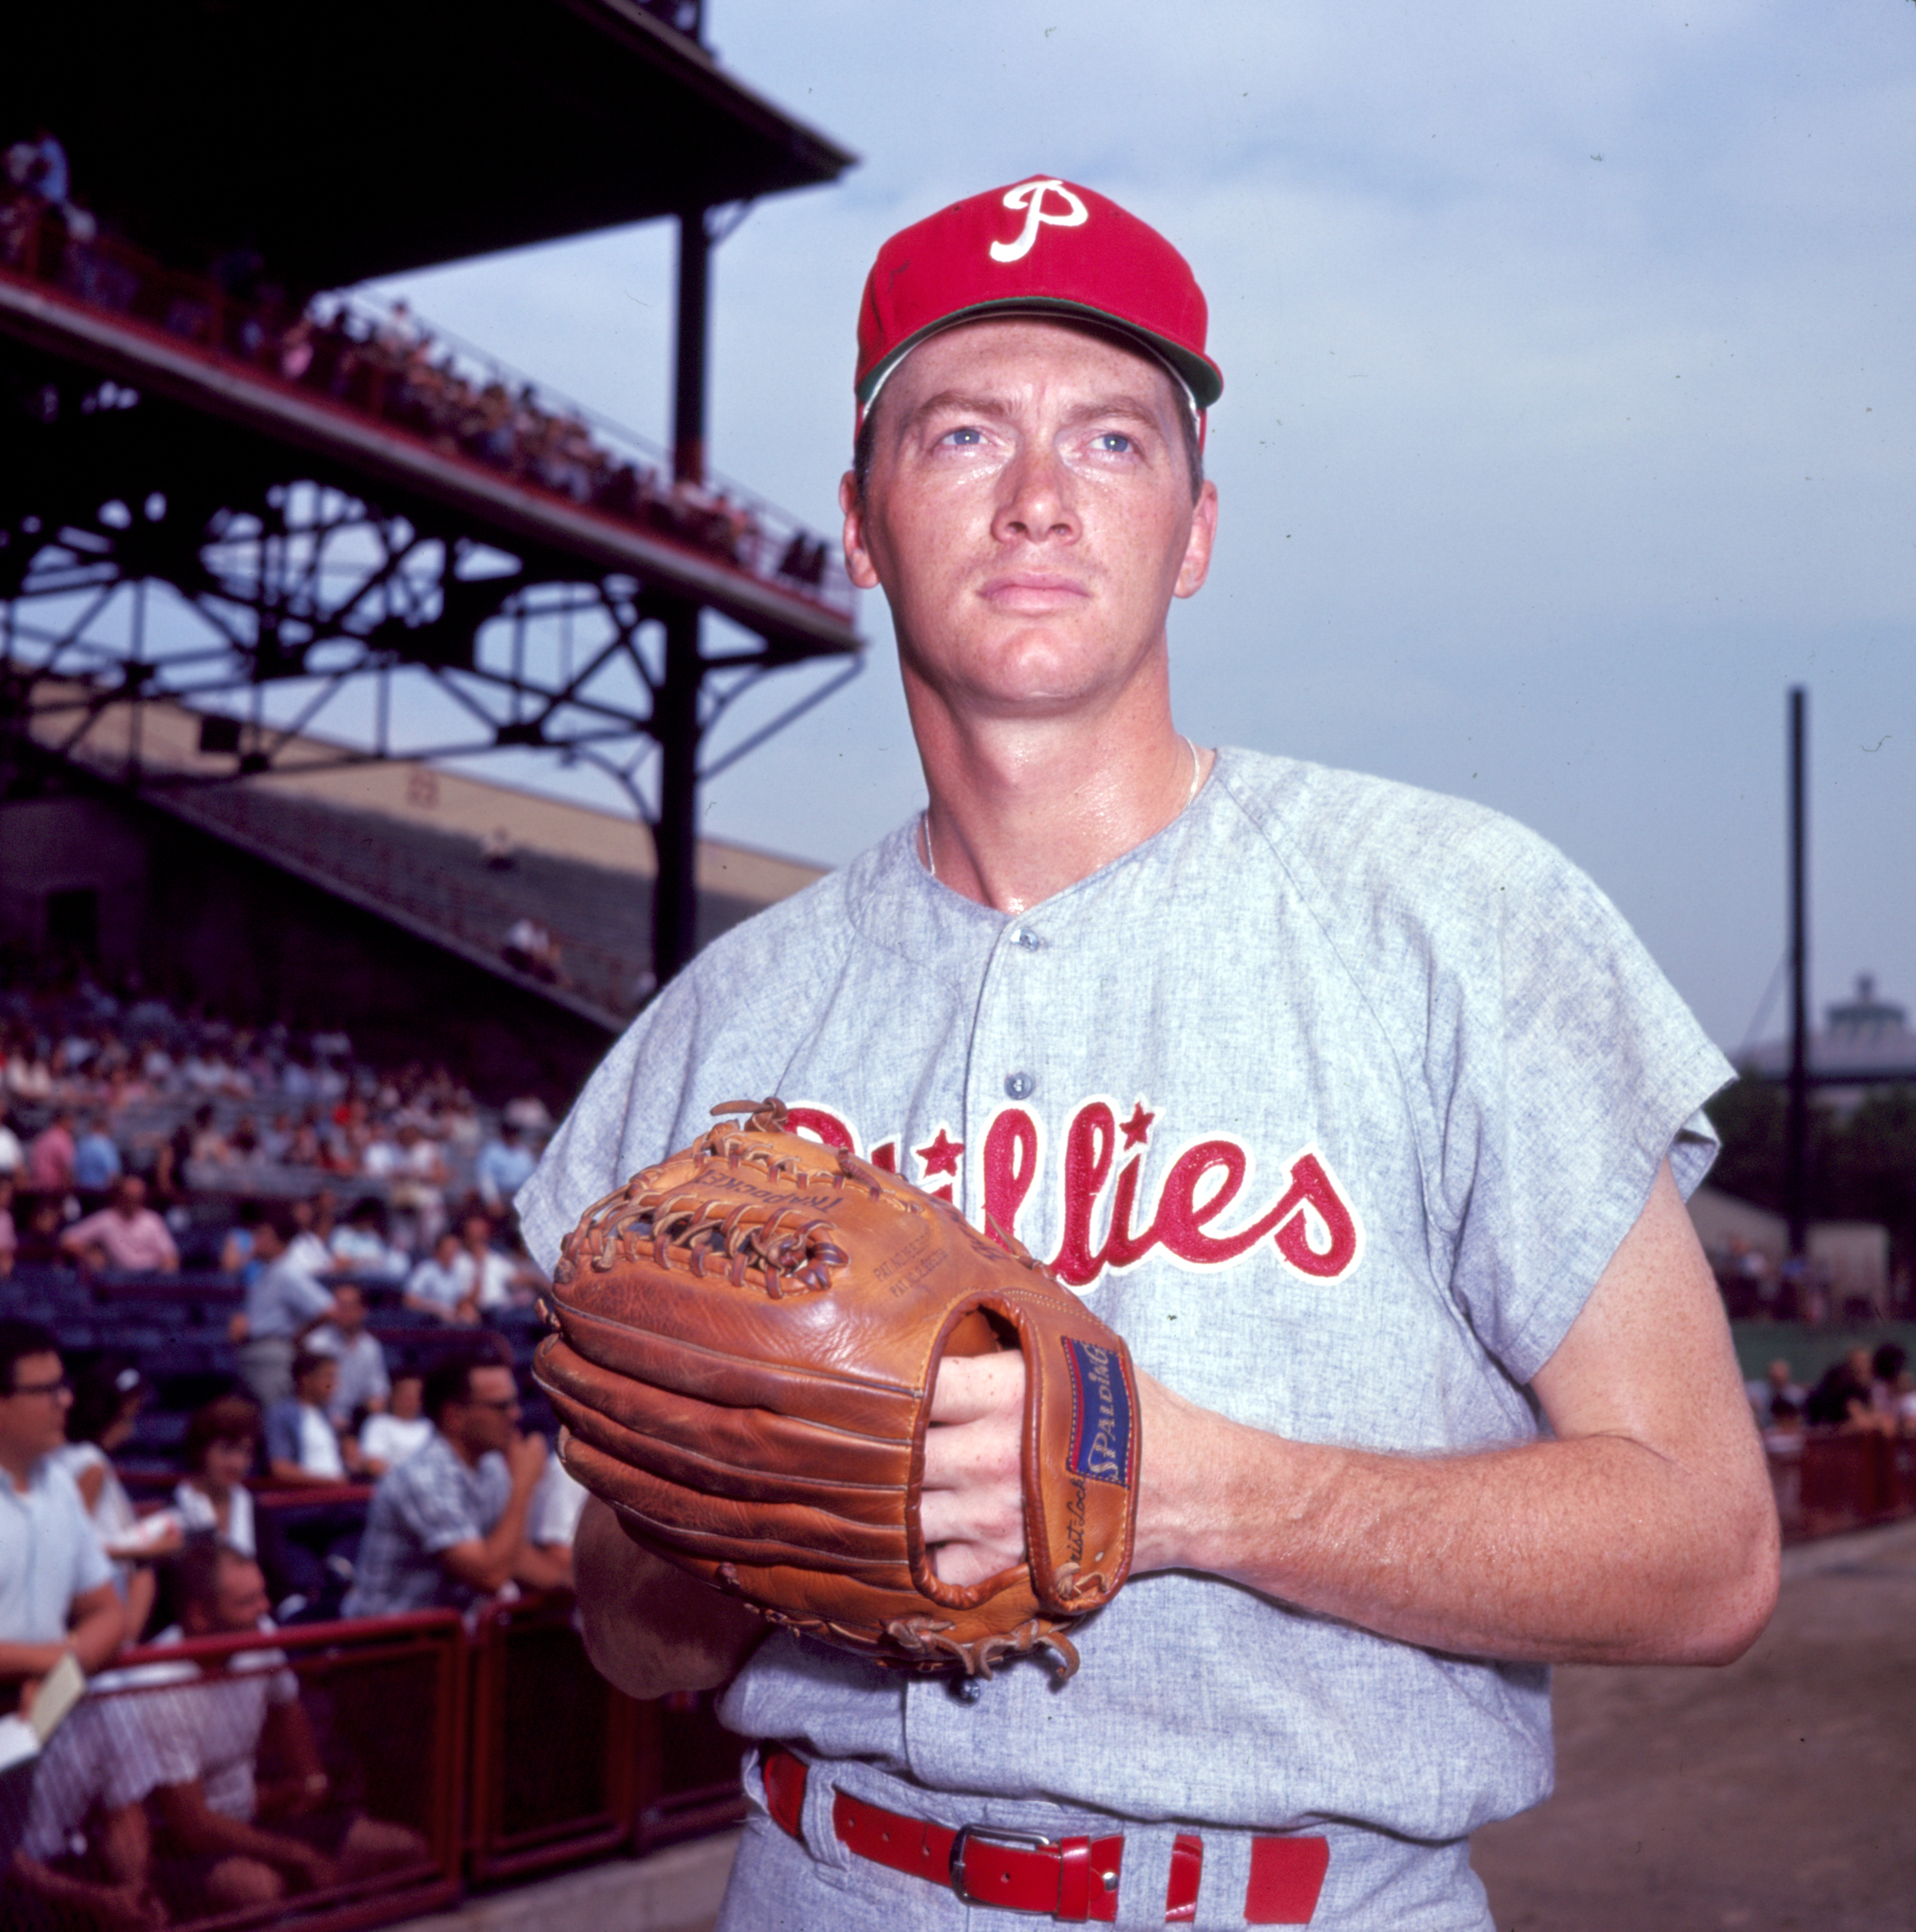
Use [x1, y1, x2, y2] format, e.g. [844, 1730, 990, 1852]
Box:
[532, 1098, 1141, 1681]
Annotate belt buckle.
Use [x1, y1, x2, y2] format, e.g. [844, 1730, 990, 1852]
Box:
[948, 1821, 1055, 1909]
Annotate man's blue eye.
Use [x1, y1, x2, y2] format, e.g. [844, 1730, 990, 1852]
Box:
[1095, 433, 1134, 453]
[942, 426, 983, 446]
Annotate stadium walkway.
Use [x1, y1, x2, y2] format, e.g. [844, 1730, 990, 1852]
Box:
[389, 1831, 738, 1932]
[1474, 1516, 1916, 1930]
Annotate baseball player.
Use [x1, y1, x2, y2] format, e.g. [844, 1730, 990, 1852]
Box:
[519, 176, 1779, 1929]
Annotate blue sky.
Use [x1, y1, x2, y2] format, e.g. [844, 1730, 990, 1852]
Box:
[374, 0, 1916, 1051]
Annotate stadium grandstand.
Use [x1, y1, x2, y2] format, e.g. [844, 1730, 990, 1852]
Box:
[1, 5, 853, 1926]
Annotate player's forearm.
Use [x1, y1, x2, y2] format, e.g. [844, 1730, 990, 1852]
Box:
[1142, 1384, 1778, 1665]
[574, 1497, 762, 1700]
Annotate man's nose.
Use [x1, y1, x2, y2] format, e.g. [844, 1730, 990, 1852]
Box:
[994, 440, 1075, 544]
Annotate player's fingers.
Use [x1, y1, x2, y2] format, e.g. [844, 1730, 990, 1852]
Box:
[929, 1348, 1025, 1425]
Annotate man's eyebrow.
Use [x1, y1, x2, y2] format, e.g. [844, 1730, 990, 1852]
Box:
[897, 390, 1174, 436]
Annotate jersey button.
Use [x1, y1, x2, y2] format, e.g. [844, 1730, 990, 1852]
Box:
[1004, 1071, 1035, 1100]
[1010, 927, 1043, 951]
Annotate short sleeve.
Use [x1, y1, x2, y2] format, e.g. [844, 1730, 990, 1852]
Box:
[1429, 821, 1734, 1382]
[263, 1403, 302, 1467]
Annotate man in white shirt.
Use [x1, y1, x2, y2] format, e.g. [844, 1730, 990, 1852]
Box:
[264, 1356, 348, 1486]
[140, 1538, 424, 1915]
[403, 1231, 477, 1325]
[306, 1285, 390, 1431]
[0, 1320, 123, 1717]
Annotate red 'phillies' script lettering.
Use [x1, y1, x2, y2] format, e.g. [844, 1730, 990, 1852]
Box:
[1264, 1153, 1360, 1277]
[785, 1106, 853, 1151]
[1051, 1103, 1159, 1286]
[982, 1108, 1039, 1250]
[773, 1098, 1360, 1284]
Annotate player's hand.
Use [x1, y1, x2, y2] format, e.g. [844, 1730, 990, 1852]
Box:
[921, 1352, 1027, 1586]
[924, 1352, 1224, 1585]
[506, 1430, 548, 1490]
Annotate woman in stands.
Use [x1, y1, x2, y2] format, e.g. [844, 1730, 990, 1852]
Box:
[50, 1354, 180, 1645]
[170, 1394, 299, 1614]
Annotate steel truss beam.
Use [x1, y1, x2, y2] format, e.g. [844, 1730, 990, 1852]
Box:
[0, 353, 861, 987]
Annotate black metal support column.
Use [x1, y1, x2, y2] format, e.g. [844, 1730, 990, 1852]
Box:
[650, 209, 713, 985]
[1786, 685, 1809, 1260]
[672, 210, 710, 489]
[651, 598, 703, 985]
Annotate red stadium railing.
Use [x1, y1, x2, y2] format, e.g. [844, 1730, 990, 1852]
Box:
[7, 1594, 745, 1931]
[1769, 1432, 1916, 1542]
[465, 1590, 745, 1883]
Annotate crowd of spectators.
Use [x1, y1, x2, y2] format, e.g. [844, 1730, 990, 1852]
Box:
[1, 129, 841, 604]
[1745, 1343, 1916, 1448]
[0, 975, 598, 1927]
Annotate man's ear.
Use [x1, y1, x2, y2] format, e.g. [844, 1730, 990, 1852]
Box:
[840, 471, 882, 592]
[1174, 480, 1219, 601]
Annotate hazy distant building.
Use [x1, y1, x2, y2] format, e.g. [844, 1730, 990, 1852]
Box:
[1741, 974, 1916, 1111]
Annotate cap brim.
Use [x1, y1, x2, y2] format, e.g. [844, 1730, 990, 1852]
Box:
[857, 298, 1224, 413]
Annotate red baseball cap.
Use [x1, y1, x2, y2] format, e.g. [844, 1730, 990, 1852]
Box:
[855, 176, 1223, 418]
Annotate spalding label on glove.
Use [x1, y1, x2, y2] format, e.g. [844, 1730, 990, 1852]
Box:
[534, 1097, 1142, 1681]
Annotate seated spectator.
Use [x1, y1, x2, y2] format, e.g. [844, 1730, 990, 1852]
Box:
[69, 1118, 121, 1198]
[342, 1348, 561, 1617]
[1762, 1396, 1806, 1453]
[404, 1229, 478, 1325]
[0, 1320, 124, 1718]
[0, 1174, 15, 1279]
[58, 1177, 180, 1276]
[12, 1196, 69, 1271]
[1805, 1348, 1878, 1431]
[307, 1285, 389, 1435]
[0, 1110, 23, 1178]
[236, 1206, 341, 1408]
[328, 1197, 406, 1285]
[453, 1211, 542, 1315]
[264, 1355, 348, 1487]
[9, 1687, 168, 1931]
[285, 1194, 338, 1280]
[49, 1357, 181, 1649]
[141, 1538, 424, 1916]
[389, 1123, 447, 1254]
[473, 1121, 535, 1213]
[27, 1112, 76, 1198]
[1745, 1357, 1806, 1427]
[171, 1397, 296, 1613]
[357, 1373, 430, 1478]
[220, 1198, 265, 1280]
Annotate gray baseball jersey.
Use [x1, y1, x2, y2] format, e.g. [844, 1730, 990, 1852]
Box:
[519, 747, 1732, 1914]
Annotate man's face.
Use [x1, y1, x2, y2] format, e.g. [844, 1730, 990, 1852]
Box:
[113, 1176, 145, 1217]
[192, 1556, 271, 1637]
[0, 1352, 71, 1464]
[449, 1365, 520, 1454]
[299, 1360, 338, 1410]
[842, 318, 1217, 726]
[334, 1286, 365, 1334]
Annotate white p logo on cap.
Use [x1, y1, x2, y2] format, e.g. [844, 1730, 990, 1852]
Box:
[990, 179, 1089, 264]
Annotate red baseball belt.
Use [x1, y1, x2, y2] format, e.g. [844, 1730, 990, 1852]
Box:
[760, 1746, 1328, 1926]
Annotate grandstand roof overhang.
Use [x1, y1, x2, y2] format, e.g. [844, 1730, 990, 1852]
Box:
[6, 0, 857, 288]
